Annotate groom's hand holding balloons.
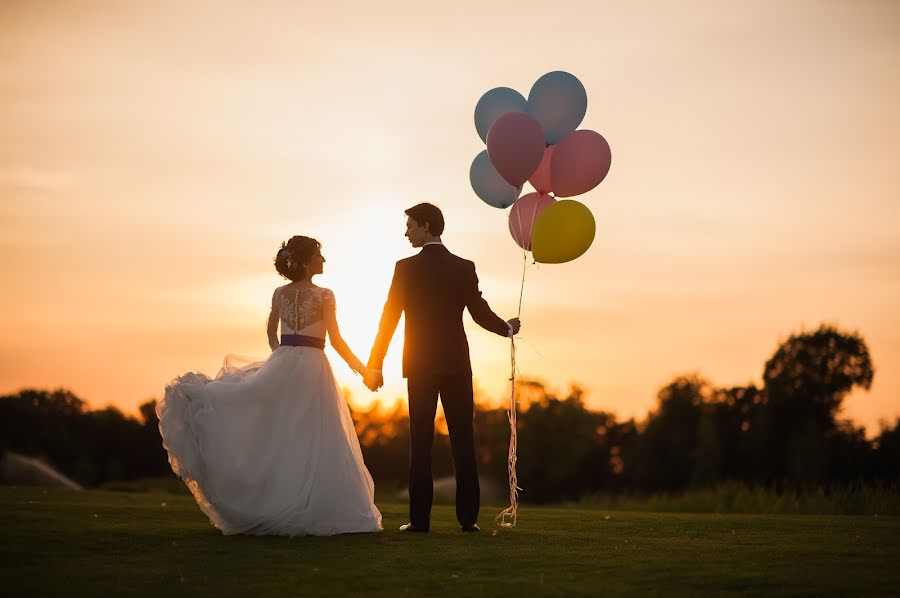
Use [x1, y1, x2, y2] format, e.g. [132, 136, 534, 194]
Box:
[507, 318, 521, 336]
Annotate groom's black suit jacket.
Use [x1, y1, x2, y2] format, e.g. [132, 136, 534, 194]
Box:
[368, 243, 510, 377]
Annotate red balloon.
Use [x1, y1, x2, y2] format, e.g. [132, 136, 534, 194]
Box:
[528, 144, 556, 194]
[487, 112, 545, 187]
[508, 192, 555, 251]
[549, 130, 611, 197]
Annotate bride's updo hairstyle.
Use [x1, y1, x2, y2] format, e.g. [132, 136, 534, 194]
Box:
[274, 236, 320, 282]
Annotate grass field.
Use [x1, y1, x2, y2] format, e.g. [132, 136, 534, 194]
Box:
[2, 487, 899, 597]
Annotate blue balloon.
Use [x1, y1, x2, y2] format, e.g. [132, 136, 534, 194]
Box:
[469, 150, 521, 209]
[527, 71, 587, 144]
[474, 87, 528, 143]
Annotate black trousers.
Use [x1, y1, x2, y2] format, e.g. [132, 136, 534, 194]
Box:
[407, 374, 479, 528]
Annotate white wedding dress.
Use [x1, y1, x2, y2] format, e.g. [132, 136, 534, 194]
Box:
[156, 285, 383, 536]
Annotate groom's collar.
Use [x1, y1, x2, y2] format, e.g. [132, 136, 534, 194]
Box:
[420, 241, 446, 253]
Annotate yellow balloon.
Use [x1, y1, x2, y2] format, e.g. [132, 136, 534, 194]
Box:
[531, 200, 596, 264]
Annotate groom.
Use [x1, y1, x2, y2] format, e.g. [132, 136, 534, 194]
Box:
[365, 203, 521, 533]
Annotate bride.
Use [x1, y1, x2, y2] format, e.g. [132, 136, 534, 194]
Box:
[156, 235, 383, 536]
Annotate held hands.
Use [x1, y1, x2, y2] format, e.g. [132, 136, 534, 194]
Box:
[358, 318, 520, 391]
[507, 317, 521, 336]
[362, 368, 384, 392]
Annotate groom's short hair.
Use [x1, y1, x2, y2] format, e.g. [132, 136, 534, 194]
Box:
[405, 203, 444, 236]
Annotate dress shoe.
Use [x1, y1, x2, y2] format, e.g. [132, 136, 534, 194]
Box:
[399, 522, 428, 532]
[460, 523, 480, 532]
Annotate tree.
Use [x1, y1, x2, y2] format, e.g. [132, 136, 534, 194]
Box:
[710, 385, 763, 483]
[515, 383, 616, 502]
[763, 324, 873, 425]
[874, 418, 900, 483]
[0, 389, 171, 486]
[760, 324, 874, 487]
[628, 374, 711, 492]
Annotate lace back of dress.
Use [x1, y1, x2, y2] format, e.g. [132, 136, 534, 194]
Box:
[278, 286, 333, 336]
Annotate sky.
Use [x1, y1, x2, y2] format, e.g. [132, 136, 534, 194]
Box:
[1, 0, 898, 434]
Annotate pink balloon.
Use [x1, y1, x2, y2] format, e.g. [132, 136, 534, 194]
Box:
[508, 192, 555, 251]
[549, 130, 611, 197]
[487, 112, 546, 187]
[528, 144, 556, 195]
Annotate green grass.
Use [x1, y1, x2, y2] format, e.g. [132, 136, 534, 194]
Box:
[2, 487, 899, 597]
[579, 482, 900, 516]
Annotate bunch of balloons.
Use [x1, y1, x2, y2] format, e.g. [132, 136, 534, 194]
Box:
[469, 71, 611, 263]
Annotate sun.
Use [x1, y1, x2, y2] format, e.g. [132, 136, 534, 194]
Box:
[314, 197, 414, 408]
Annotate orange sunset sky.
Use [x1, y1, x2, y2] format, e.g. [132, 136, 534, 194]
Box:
[1, 0, 898, 434]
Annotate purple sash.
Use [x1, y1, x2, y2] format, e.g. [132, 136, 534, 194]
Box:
[280, 335, 325, 350]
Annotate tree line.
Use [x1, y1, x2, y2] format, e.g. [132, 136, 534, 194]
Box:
[2, 324, 898, 500]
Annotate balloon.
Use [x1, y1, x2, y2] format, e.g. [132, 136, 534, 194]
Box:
[528, 144, 556, 195]
[474, 87, 529, 143]
[527, 71, 587, 145]
[531, 200, 596, 263]
[486, 112, 545, 187]
[550, 130, 612, 197]
[469, 150, 521, 209]
[508, 192, 554, 251]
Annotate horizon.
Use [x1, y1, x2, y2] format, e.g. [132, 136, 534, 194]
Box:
[1, 0, 898, 435]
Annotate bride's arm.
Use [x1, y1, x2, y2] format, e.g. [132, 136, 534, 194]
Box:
[267, 290, 280, 351]
[323, 290, 366, 376]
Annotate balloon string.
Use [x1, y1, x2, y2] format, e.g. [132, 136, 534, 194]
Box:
[517, 248, 527, 317]
[497, 249, 527, 528]
[514, 190, 526, 250]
